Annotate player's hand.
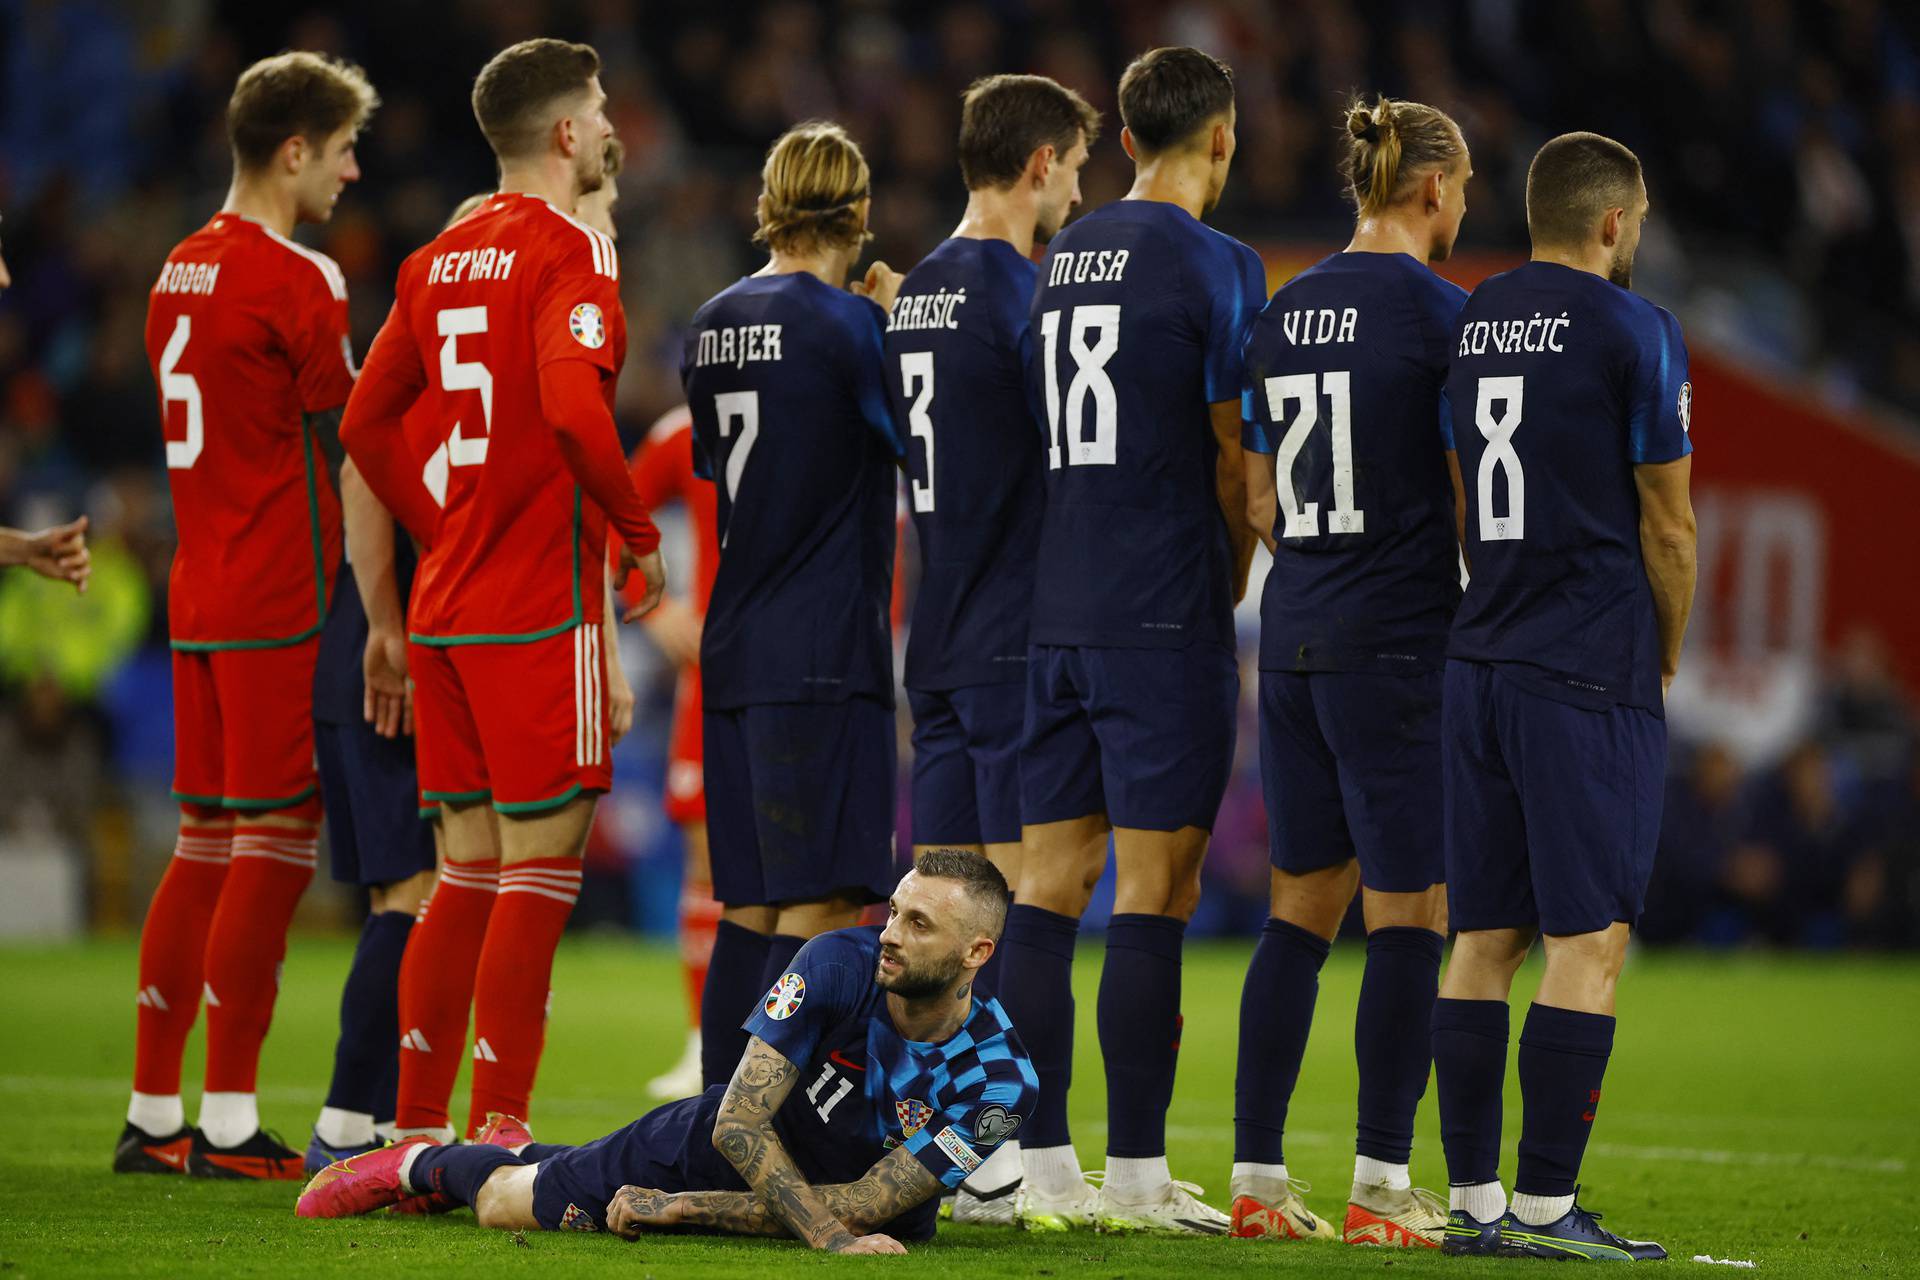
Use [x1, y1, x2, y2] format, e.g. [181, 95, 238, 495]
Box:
[606, 640, 635, 745]
[851, 260, 904, 313]
[831, 1232, 907, 1255]
[617, 546, 668, 622]
[363, 625, 412, 738]
[642, 597, 703, 668]
[20, 516, 90, 593]
[606, 1185, 681, 1238]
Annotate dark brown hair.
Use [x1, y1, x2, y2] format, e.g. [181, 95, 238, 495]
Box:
[471, 38, 600, 161]
[957, 74, 1100, 190]
[913, 848, 1012, 940]
[1117, 46, 1234, 153]
[1341, 95, 1465, 216]
[1526, 131, 1644, 246]
[227, 51, 379, 172]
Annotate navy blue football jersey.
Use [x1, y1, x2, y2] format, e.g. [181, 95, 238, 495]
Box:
[742, 927, 1039, 1234]
[1026, 201, 1267, 650]
[1242, 252, 1466, 673]
[884, 238, 1042, 691]
[1444, 261, 1693, 712]
[312, 532, 417, 725]
[681, 274, 904, 709]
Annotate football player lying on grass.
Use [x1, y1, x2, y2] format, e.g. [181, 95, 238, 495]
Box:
[297, 849, 1037, 1254]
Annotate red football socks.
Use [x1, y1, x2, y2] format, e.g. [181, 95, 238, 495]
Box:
[201, 826, 317, 1094]
[132, 825, 231, 1098]
[393, 856, 498, 1132]
[467, 857, 581, 1134]
[679, 879, 722, 1028]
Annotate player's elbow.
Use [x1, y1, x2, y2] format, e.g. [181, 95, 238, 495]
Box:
[709, 1113, 759, 1174]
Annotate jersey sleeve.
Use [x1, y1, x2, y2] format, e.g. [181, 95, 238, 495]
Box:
[630, 419, 692, 512]
[286, 271, 358, 414]
[1239, 309, 1278, 454]
[1199, 240, 1266, 405]
[838, 296, 907, 458]
[739, 933, 868, 1072]
[534, 234, 623, 377]
[903, 1046, 1038, 1190]
[1624, 305, 1694, 465]
[340, 302, 439, 544]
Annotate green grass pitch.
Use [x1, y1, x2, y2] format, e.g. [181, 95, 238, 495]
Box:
[1, 936, 1914, 1276]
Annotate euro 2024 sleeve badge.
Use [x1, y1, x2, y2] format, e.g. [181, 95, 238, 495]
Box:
[569, 302, 606, 349]
[763, 972, 806, 1020]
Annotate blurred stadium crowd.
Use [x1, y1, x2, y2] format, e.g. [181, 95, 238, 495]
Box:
[0, 0, 1916, 947]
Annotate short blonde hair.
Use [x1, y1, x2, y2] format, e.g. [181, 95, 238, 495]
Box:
[228, 51, 379, 171]
[1341, 95, 1465, 217]
[754, 122, 872, 256]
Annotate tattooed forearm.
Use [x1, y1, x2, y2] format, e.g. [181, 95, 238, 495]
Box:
[661, 1148, 942, 1239]
[712, 1037, 859, 1251]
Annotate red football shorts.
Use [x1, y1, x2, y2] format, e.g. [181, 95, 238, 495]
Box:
[171, 639, 320, 810]
[664, 664, 706, 826]
[411, 623, 613, 813]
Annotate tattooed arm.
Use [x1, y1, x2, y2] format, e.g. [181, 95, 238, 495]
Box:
[606, 1145, 940, 1241]
[696, 1036, 906, 1253]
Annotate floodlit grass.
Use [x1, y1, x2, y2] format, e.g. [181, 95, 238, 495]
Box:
[1, 936, 1915, 1275]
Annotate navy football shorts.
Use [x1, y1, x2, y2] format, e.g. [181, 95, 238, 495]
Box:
[531, 1091, 743, 1233]
[1441, 659, 1666, 936]
[703, 696, 899, 909]
[1259, 669, 1445, 893]
[1019, 642, 1238, 833]
[313, 719, 436, 888]
[907, 683, 1024, 847]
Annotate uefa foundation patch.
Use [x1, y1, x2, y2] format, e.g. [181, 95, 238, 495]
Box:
[934, 1125, 981, 1174]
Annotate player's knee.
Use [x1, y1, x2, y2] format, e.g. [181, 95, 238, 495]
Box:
[1543, 924, 1629, 981]
[1361, 884, 1447, 935]
[1272, 862, 1360, 937]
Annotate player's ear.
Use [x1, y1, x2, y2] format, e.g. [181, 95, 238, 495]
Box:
[1425, 168, 1445, 214]
[280, 134, 308, 175]
[1119, 126, 1137, 162]
[1027, 143, 1055, 189]
[1601, 204, 1624, 249]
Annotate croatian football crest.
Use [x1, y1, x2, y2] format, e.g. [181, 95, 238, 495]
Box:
[895, 1098, 933, 1138]
[1677, 381, 1692, 434]
[559, 1203, 599, 1232]
[972, 1103, 1021, 1146]
[763, 972, 806, 1020]
[569, 302, 606, 349]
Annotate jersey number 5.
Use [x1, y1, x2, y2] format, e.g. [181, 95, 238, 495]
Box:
[1261, 370, 1364, 537]
[1040, 305, 1120, 469]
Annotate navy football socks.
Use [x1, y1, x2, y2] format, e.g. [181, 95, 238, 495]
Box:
[760, 934, 806, 994]
[1432, 997, 1510, 1187]
[323, 910, 413, 1117]
[1354, 926, 1444, 1164]
[1515, 1003, 1615, 1197]
[407, 1142, 524, 1206]
[1100, 913, 1187, 1158]
[699, 921, 772, 1088]
[1233, 917, 1329, 1164]
[995, 903, 1080, 1148]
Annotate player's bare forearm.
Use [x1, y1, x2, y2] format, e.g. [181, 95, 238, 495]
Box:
[1211, 400, 1257, 600]
[343, 461, 403, 634]
[1634, 455, 1697, 690]
[710, 1037, 861, 1251]
[1244, 447, 1279, 556]
[608, 1148, 938, 1241]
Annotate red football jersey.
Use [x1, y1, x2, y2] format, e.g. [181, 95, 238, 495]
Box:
[626, 406, 718, 616]
[356, 193, 628, 641]
[146, 214, 353, 646]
